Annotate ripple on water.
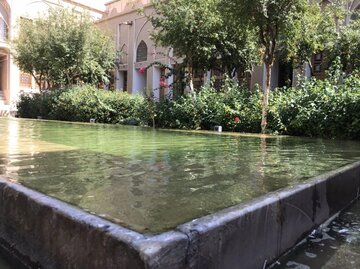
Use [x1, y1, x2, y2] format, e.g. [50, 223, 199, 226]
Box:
[1, 118, 360, 233]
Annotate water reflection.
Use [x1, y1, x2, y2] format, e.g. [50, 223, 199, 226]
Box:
[1, 118, 360, 233]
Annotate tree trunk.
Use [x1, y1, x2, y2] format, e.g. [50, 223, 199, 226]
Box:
[187, 62, 194, 93]
[306, 58, 314, 77]
[261, 63, 272, 134]
[32, 72, 42, 92]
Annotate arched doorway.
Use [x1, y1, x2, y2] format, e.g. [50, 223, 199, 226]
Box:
[134, 40, 148, 93]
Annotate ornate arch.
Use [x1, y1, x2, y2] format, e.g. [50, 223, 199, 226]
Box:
[136, 40, 148, 62]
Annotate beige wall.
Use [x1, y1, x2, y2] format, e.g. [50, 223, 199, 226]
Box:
[99, 0, 287, 94]
[98, 2, 172, 96]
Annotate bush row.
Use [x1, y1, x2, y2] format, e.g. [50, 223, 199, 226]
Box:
[155, 84, 262, 132]
[17, 85, 150, 125]
[270, 75, 360, 139]
[17, 74, 360, 139]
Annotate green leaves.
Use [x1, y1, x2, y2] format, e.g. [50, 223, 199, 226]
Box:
[153, 82, 263, 132]
[327, 17, 360, 74]
[17, 85, 151, 125]
[12, 8, 116, 90]
[16, 74, 360, 139]
[269, 74, 360, 139]
[150, 0, 258, 76]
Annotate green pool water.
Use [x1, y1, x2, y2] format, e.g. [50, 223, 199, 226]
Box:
[1, 118, 360, 233]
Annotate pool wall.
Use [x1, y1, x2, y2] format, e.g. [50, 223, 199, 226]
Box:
[0, 161, 359, 269]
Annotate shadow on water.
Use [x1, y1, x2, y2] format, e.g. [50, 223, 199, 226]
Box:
[271, 201, 360, 269]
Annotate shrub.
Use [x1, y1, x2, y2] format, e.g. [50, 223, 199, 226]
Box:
[16, 91, 60, 119]
[270, 74, 360, 139]
[155, 83, 263, 132]
[17, 85, 151, 125]
[16, 74, 360, 140]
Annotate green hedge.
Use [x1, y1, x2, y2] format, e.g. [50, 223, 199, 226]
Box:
[16, 75, 360, 139]
[269, 75, 360, 139]
[17, 85, 151, 125]
[155, 85, 262, 132]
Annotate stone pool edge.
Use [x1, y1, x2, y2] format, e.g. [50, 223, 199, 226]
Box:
[1, 161, 360, 269]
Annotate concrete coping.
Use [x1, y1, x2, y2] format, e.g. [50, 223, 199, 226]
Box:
[0, 160, 360, 268]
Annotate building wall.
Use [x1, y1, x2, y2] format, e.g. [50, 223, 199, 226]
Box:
[2, 0, 360, 107]
[98, 0, 292, 95]
[97, 1, 172, 97]
[99, 0, 360, 96]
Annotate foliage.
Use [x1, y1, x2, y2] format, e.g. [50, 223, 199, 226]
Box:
[224, 0, 309, 133]
[16, 91, 60, 119]
[269, 73, 360, 139]
[214, 17, 260, 78]
[155, 82, 262, 132]
[328, 17, 360, 74]
[17, 74, 360, 140]
[17, 86, 151, 125]
[283, 3, 337, 72]
[149, 0, 259, 90]
[12, 8, 116, 90]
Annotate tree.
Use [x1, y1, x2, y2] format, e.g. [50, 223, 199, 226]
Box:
[226, 0, 309, 133]
[328, 9, 360, 74]
[214, 15, 260, 79]
[149, 0, 258, 93]
[283, 3, 337, 75]
[12, 8, 116, 91]
[286, 0, 359, 76]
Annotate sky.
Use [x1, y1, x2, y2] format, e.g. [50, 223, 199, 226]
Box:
[73, 0, 109, 11]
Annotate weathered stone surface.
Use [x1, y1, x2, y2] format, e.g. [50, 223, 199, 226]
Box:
[0, 180, 145, 269]
[135, 231, 188, 269]
[177, 161, 360, 269]
[0, 161, 359, 269]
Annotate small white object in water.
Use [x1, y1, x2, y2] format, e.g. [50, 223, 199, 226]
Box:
[214, 126, 222, 132]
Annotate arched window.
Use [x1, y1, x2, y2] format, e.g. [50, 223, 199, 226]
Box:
[136, 41, 148, 62]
